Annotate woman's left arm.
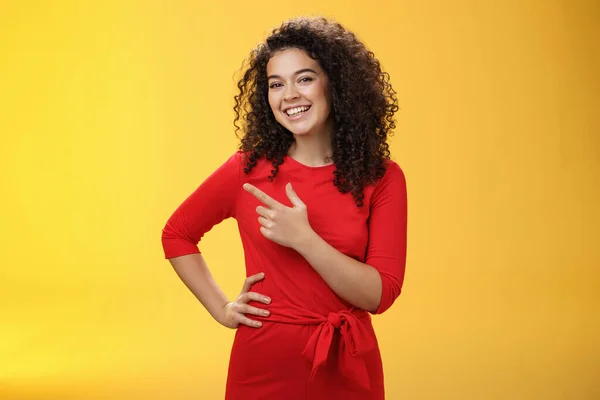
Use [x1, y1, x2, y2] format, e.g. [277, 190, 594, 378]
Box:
[297, 163, 407, 313]
[294, 232, 385, 312]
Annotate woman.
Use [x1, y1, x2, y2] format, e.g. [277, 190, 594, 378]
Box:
[161, 16, 407, 399]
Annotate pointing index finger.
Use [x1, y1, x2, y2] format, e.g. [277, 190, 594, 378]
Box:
[243, 183, 279, 208]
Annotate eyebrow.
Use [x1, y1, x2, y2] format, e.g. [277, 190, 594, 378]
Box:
[267, 68, 317, 80]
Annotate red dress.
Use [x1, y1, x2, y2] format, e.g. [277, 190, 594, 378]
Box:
[162, 151, 407, 399]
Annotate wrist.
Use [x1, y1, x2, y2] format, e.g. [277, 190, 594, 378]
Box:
[211, 301, 231, 325]
[294, 229, 320, 256]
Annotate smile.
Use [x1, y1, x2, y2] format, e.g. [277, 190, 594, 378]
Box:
[284, 105, 311, 118]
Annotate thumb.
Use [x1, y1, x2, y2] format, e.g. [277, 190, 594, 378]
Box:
[286, 182, 306, 208]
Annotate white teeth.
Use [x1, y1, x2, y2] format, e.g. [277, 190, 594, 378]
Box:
[285, 106, 310, 116]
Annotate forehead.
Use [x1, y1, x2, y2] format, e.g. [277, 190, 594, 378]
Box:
[266, 48, 322, 76]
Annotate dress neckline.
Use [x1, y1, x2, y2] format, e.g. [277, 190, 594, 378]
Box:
[284, 155, 336, 170]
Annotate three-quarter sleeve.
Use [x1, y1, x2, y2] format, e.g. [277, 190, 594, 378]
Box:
[161, 151, 243, 259]
[365, 161, 408, 314]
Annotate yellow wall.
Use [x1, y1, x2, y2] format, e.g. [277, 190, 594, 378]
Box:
[1, 1, 598, 399]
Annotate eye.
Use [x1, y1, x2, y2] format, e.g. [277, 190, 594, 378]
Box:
[299, 76, 314, 83]
[269, 82, 282, 89]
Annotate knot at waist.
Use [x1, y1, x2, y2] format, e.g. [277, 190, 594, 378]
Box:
[327, 312, 342, 328]
[301, 309, 376, 390]
[255, 299, 377, 390]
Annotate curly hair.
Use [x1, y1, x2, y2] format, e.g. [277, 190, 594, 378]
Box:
[233, 16, 399, 207]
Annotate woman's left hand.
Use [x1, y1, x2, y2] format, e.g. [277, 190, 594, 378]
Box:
[243, 182, 316, 250]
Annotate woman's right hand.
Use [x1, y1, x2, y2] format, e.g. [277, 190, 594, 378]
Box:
[218, 272, 271, 329]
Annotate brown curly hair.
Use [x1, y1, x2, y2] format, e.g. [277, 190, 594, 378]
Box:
[233, 16, 399, 207]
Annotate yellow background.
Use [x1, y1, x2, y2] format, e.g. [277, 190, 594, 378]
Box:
[1, 0, 598, 399]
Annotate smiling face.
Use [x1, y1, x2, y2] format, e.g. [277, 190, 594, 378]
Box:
[266, 48, 333, 138]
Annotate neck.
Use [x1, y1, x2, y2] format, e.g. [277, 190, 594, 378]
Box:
[287, 120, 334, 167]
[288, 135, 333, 167]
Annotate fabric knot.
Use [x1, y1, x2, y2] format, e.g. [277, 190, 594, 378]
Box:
[327, 312, 342, 328]
[301, 308, 376, 390]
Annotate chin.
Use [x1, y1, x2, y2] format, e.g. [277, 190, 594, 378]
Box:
[281, 122, 317, 136]
[290, 129, 317, 137]
[288, 128, 311, 136]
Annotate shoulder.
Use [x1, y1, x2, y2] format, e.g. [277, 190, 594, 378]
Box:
[379, 159, 407, 186]
[208, 150, 251, 182]
[232, 150, 282, 172]
[216, 150, 243, 171]
[225, 150, 253, 168]
[370, 158, 407, 200]
[231, 149, 246, 161]
[225, 150, 277, 180]
[230, 149, 263, 165]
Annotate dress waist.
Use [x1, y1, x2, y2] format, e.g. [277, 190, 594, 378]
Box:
[253, 298, 377, 390]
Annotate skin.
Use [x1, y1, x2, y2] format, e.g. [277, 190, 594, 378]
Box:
[169, 253, 270, 329]
[267, 48, 334, 167]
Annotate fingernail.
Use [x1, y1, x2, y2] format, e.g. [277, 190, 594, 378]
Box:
[256, 321, 262, 327]
[264, 297, 271, 303]
[263, 310, 270, 316]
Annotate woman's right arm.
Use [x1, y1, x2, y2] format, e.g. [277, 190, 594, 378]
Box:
[168, 253, 271, 328]
[162, 151, 270, 328]
[168, 253, 230, 323]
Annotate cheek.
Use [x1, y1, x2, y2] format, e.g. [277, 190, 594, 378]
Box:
[268, 94, 283, 120]
[267, 94, 276, 112]
[313, 86, 330, 107]
[317, 89, 332, 114]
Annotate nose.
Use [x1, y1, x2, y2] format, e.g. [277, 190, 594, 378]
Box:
[283, 84, 300, 101]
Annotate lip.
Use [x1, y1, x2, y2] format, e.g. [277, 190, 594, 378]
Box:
[283, 105, 311, 120]
[283, 104, 311, 112]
